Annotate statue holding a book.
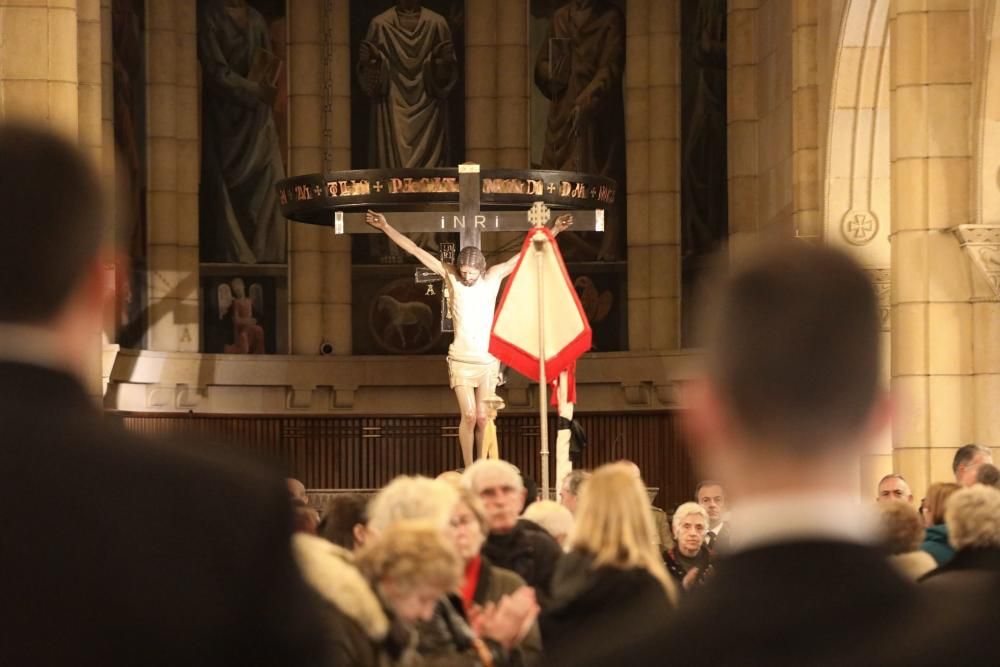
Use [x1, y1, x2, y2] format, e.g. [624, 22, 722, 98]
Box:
[535, 0, 625, 260]
[197, 0, 287, 264]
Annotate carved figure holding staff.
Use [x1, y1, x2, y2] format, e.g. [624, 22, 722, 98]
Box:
[366, 210, 573, 466]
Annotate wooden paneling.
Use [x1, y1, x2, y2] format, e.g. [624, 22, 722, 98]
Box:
[113, 411, 696, 511]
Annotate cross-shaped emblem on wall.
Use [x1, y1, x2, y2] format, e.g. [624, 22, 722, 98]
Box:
[841, 210, 879, 246]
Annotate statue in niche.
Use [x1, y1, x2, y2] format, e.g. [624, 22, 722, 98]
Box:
[358, 0, 459, 259]
[681, 0, 727, 258]
[535, 0, 625, 261]
[218, 277, 266, 354]
[198, 0, 287, 264]
[358, 0, 458, 169]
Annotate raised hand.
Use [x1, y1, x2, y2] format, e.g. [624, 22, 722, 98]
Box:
[682, 567, 700, 590]
[473, 587, 539, 649]
[365, 209, 387, 230]
[552, 213, 574, 236]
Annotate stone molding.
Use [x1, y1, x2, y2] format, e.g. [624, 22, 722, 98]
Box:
[104, 349, 696, 414]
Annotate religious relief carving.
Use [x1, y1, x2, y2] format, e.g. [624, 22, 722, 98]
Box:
[203, 275, 278, 354]
[368, 277, 445, 354]
[841, 210, 880, 246]
[953, 225, 1000, 300]
[357, 1, 459, 260]
[681, 0, 728, 258]
[358, 1, 458, 169]
[198, 0, 287, 264]
[535, 0, 626, 260]
[867, 268, 891, 332]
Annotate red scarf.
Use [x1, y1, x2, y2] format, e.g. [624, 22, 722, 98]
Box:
[460, 555, 482, 611]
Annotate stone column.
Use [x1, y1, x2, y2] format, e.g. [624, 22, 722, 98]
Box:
[889, 0, 975, 493]
[496, 0, 528, 169]
[75, 0, 103, 398]
[145, 0, 198, 352]
[646, 0, 680, 350]
[78, 0, 102, 167]
[466, 0, 497, 168]
[972, 295, 1000, 449]
[791, 0, 820, 240]
[175, 2, 199, 352]
[625, 0, 651, 351]
[320, 0, 352, 355]
[491, 0, 528, 253]
[727, 1, 760, 256]
[288, 0, 351, 356]
[626, 0, 681, 351]
[288, 0, 324, 355]
[100, 0, 115, 348]
[0, 0, 80, 137]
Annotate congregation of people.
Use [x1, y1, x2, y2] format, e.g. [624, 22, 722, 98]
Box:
[4, 121, 1000, 665]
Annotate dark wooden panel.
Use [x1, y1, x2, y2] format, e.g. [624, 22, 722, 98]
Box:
[113, 411, 696, 512]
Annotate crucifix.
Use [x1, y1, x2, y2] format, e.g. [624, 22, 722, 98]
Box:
[412, 163, 485, 332]
[277, 163, 614, 466]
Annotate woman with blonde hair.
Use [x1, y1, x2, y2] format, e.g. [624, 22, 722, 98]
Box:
[540, 462, 676, 662]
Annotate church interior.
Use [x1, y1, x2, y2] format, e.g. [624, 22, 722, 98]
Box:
[1, 0, 998, 511]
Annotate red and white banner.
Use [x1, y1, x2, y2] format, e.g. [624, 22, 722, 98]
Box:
[489, 228, 591, 382]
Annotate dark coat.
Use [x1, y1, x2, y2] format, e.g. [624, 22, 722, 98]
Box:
[294, 533, 412, 667]
[663, 544, 714, 590]
[919, 546, 1000, 585]
[613, 540, 1000, 667]
[540, 550, 672, 666]
[482, 519, 562, 607]
[0, 362, 330, 666]
[706, 522, 731, 551]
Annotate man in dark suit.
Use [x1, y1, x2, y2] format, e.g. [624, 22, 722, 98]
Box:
[553, 242, 999, 666]
[695, 479, 730, 550]
[0, 123, 330, 665]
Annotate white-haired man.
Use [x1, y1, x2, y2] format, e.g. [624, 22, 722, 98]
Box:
[663, 502, 713, 592]
[522, 500, 574, 547]
[463, 460, 563, 606]
[876, 474, 914, 504]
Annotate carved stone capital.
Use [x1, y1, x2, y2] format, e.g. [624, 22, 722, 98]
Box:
[866, 268, 891, 331]
[952, 225, 1000, 300]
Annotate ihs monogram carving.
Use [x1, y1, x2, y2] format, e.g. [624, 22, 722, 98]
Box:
[841, 210, 879, 246]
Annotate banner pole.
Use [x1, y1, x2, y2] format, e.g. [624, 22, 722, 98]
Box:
[532, 231, 550, 500]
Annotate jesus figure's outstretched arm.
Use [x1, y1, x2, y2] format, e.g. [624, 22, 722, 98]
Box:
[365, 210, 447, 276]
[486, 213, 575, 280]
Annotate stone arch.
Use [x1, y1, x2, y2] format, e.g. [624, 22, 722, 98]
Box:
[824, 0, 891, 272]
[824, 0, 893, 494]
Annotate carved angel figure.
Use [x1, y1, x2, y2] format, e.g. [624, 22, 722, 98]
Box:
[218, 277, 266, 354]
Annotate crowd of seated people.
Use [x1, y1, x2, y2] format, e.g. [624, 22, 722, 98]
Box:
[281, 438, 1000, 666]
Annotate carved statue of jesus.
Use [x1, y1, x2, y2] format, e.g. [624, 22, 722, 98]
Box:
[366, 210, 573, 466]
